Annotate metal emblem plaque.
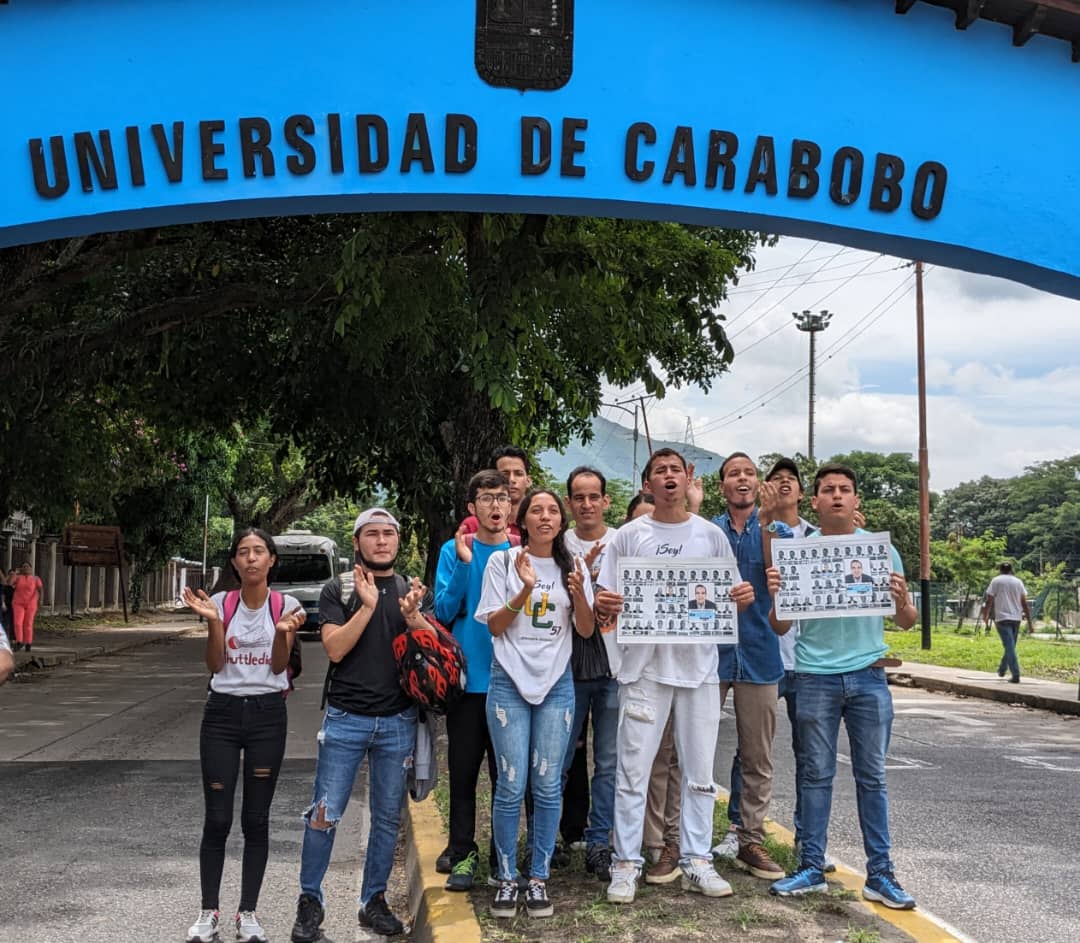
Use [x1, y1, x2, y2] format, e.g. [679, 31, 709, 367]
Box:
[475, 0, 574, 91]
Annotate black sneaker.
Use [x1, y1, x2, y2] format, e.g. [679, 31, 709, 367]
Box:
[524, 878, 553, 918]
[435, 847, 453, 874]
[445, 850, 478, 892]
[585, 845, 613, 882]
[490, 880, 519, 918]
[290, 894, 324, 943]
[358, 893, 404, 936]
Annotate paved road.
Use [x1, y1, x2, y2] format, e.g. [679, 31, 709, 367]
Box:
[0, 636, 376, 943]
[752, 686, 1080, 943]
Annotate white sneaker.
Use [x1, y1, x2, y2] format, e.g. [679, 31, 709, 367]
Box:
[712, 829, 740, 860]
[606, 863, 640, 904]
[186, 909, 220, 943]
[234, 912, 267, 942]
[681, 856, 734, 898]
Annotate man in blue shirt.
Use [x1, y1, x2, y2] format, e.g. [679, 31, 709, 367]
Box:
[768, 463, 918, 911]
[434, 469, 515, 891]
[709, 452, 785, 882]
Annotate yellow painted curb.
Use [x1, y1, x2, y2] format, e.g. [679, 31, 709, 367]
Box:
[405, 798, 483, 943]
[761, 816, 970, 943]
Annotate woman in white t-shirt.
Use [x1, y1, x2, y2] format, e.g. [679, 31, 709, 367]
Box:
[477, 489, 595, 920]
[181, 528, 306, 943]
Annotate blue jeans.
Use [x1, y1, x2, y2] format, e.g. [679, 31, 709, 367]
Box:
[299, 704, 417, 907]
[996, 621, 1021, 679]
[487, 661, 575, 881]
[562, 677, 618, 849]
[795, 667, 894, 877]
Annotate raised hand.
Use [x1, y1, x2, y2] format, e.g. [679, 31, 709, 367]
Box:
[686, 461, 704, 513]
[729, 580, 755, 612]
[583, 541, 605, 578]
[758, 479, 779, 523]
[182, 586, 219, 622]
[454, 523, 473, 564]
[514, 550, 537, 591]
[275, 606, 307, 634]
[568, 556, 587, 601]
[354, 564, 379, 610]
[854, 509, 866, 529]
[399, 576, 427, 618]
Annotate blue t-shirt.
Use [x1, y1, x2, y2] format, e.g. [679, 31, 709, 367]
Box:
[796, 529, 902, 674]
[434, 535, 511, 694]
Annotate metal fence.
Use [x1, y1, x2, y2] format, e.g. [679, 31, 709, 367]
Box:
[2, 536, 219, 615]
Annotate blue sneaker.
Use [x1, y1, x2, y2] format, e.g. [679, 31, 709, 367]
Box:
[863, 872, 916, 910]
[769, 866, 827, 897]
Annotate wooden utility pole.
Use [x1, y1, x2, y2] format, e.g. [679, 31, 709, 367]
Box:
[916, 261, 932, 649]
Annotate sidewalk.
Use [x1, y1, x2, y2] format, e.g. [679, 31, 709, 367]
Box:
[887, 660, 1080, 715]
[7, 612, 197, 672]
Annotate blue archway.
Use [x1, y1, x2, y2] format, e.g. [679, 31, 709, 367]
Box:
[4, 0, 1080, 296]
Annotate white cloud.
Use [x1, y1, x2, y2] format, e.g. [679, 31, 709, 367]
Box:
[606, 237, 1080, 490]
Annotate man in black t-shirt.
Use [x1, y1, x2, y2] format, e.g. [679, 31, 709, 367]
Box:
[291, 508, 431, 942]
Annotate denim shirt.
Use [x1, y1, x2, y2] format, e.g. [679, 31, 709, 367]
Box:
[713, 508, 784, 684]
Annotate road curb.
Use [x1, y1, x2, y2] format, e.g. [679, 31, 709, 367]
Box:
[888, 671, 1080, 716]
[761, 815, 970, 943]
[405, 799, 483, 943]
[13, 627, 195, 673]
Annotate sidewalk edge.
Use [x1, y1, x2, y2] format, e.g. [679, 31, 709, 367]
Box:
[762, 817, 968, 943]
[405, 799, 483, 943]
[889, 671, 1080, 716]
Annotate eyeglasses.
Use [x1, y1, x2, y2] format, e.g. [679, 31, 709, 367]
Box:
[475, 494, 512, 507]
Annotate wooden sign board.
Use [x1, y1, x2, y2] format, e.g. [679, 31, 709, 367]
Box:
[61, 524, 124, 567]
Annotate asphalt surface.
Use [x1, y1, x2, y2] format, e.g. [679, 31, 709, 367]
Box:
[746, 686, 1080, 943]
[0, 636, 379, 943]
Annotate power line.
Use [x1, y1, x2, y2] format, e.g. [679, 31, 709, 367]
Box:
[724, 241, 822, 328]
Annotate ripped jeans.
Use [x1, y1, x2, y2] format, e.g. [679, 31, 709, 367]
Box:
[613, 677, 721, 868]
[298, 704, 417, 907]
[486, 661, 575, 881]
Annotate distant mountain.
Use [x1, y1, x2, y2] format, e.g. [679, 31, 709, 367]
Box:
[538, 415, 725, 487]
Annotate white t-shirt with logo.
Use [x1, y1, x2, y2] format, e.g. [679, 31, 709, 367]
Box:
[564, 526, 621, 677]
[598, 514, 736, 687]
[209, 591, 300, 695]
[476, 547, 594, 705]
[986, 573, 1027, 623]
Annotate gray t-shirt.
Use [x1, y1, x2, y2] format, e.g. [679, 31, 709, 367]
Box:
[598, 514, 736, 687]
[986, 573, 1027, 623]
[476, 547, 593, 705]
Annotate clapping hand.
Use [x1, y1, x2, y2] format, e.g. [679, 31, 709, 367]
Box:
[686, 462, 704, 513]
[514, 550, 537, 591]
[758, 480, 779, 523]
[583, 542, 605, 578]
[454, 523, 473, 564]
[568, 557, 588, 601]
[399, 576, 430, 630]
[275, 606, 307, 635]
[353, 564, 380, 610]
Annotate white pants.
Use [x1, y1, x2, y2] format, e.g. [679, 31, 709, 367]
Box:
[612, 677, 721, 866]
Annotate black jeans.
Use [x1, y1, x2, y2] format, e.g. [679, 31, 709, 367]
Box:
[446, 692, 498, 866]
[198, 690, 288, 911]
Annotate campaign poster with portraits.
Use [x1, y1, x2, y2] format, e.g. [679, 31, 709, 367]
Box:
[616, 558, 738, 645]
[770, 531, 896, 620]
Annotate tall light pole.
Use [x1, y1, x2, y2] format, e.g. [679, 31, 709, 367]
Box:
[793, 309, 833, 463]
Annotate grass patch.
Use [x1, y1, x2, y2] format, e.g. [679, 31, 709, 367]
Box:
[885, 628, 1080, 682]
[845, 925, 882, 943]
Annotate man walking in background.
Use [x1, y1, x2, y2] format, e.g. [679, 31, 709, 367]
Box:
[980, 563, 1033, 684]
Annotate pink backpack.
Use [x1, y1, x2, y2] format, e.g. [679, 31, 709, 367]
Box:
[221, 590, 303, 695]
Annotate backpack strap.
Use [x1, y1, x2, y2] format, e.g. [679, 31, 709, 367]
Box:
[222, 589, 241, 629]
[269, 590, 284, 626]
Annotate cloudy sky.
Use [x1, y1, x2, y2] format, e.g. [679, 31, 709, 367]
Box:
[604, 237, 1080, 492]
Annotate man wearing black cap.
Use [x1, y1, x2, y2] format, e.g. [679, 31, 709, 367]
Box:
[291, 508, 430, 941]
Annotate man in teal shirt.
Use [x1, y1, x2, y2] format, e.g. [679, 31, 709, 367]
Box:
[767, 463, 918, 911]
[434, 469, 515, 891]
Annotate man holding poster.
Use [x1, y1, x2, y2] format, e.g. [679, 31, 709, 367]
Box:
[767, 463, 918, 911]
[594, 448, 754, 905]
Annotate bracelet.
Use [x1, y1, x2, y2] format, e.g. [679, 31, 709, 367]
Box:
[504, 600, 522, 613]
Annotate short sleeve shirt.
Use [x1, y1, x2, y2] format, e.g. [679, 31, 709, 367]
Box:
[986, 574, 1026, 622]
[209, 591, 300, 695]
[598, 514, 736, 687]
[476, 547, 593, 705]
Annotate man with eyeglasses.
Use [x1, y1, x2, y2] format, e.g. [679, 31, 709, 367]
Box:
[433, 469, 516, 891]
[458, 446, 533, 541]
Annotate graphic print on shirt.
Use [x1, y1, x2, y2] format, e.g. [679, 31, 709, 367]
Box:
[525, 576, 558, 636]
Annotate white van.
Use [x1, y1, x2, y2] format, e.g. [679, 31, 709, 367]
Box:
[271, 530, 347, 635]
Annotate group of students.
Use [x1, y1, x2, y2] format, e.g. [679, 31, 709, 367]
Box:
[179, 442, 919, 943]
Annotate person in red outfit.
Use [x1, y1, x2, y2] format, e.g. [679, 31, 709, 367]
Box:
[11, 563, 43, 652]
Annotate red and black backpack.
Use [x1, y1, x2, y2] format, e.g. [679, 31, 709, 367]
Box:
[392, 608, 467, 716]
